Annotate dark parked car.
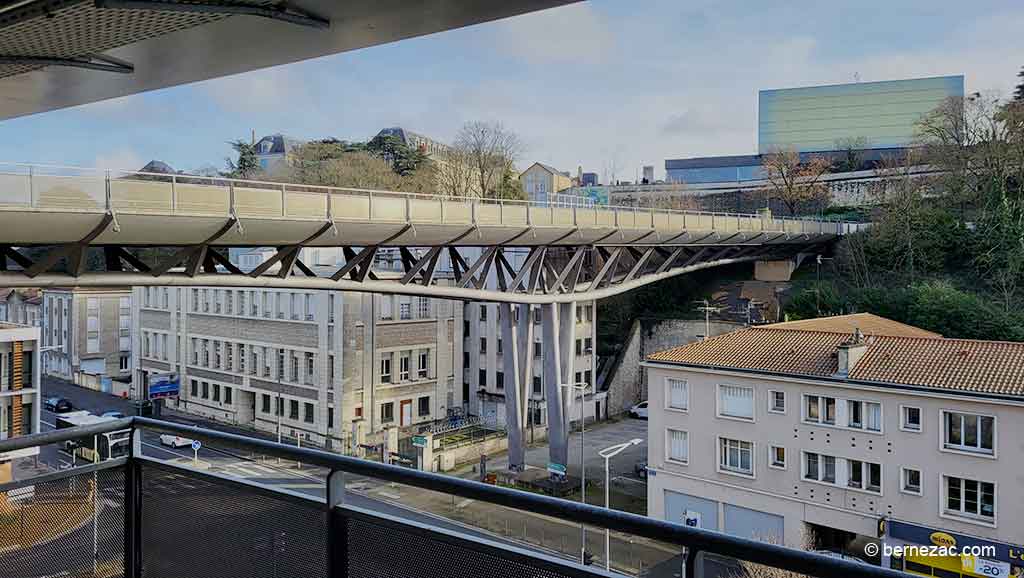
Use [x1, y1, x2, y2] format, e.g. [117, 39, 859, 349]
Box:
[44, 397, 73, 412]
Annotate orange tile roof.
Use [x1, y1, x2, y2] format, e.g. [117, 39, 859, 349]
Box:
[758, 313, 941, 338]
[647, 319, 1024, 397]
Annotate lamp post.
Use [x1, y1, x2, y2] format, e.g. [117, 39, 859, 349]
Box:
[561, 381, 589, 564]
[598, 438, 643, 571]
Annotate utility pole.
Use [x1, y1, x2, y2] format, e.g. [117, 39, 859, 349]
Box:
[692, 300, 723, 340]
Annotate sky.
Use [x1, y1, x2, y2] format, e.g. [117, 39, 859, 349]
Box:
[0, 0, 1022, 181]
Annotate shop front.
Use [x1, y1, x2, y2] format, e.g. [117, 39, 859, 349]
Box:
[880, 519, 1023, 578]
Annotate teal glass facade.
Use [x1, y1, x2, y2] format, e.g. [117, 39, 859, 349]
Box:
[758, 75, 964, 154]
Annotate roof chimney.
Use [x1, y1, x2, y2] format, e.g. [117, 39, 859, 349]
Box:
[835, 328, 868, 377]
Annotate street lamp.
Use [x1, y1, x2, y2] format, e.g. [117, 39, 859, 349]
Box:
[598, 438, 643, 571]
[561, 381, 589, 564]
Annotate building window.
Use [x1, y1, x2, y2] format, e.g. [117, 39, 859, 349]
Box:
[479, 369, 487, 387]
[534, 342, 541, 358]
[584, 337, 592, 353]
[769, 390, 785, 413]
[533, 376, 542, 395]
[717, 385, 754, 420]
[306, 353, 314, 384]
[847, 459, 882, 493]
[479, 337, 487, 354]
[418, 396, 430, 416]
[417, 297, 429, 318]
[381, 402, 394, 423]
[304, 402, 314, 424]
[847, 400, 882, 432]
[901, 468, 922, 495]
[901, 406, 922, 432]
[418, 350, 429, 379]
[479, 306, 487, 322]
[213, 384, 220, 402]
[380, 296, 393, 320]
[804, 452, 830, 483]
[119, 355, 130, 372]
[262, 394, 271, 413]
[942, 411, 994, 455]
[399, 297, 411, 320]
[289, 400, 299, 420]
[575, 339, 582, 356]
[769, 445, 786, 469]
[803, 394, 836, 425]
[667, 429, 688, 464]
[201, 382, 209, 399]
[380, 355, 392, 384]
[718, 438, 753, 476]
[667, 378, 688, 411]
[495, 371, 504, 390]
[191, 379, 198, 397]
[224, 387, 232, 406]
[399, 352, 410, 381]
[944, 476, 995, 522]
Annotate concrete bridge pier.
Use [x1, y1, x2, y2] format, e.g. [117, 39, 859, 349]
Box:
[543, 301, 576, 472]
[499, 302, 534, 471]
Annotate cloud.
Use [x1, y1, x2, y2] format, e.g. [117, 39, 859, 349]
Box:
[489, 2, 613, 65]
[197, 64, 307, 115]
[94, 149, 145, 172]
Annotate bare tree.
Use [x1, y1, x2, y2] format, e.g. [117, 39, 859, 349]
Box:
[280, 146, 403, 190]
[761, 148, 832, 215]
[453, 121, 522, 198]
[723, 529, 818, 578]
[434, 148, 476, 198]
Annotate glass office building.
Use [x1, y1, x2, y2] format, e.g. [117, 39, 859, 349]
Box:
[758, 75, 964, 154]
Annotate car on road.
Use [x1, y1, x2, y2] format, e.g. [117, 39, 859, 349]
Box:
[44, 397, 74, 413]
[812, 551, 871, 565]
[628, 401, 649, 419]
[159, 435, 194, 449]
[101, 411, 126, 419]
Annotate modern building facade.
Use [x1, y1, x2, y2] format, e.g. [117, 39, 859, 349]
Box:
[42, 288, 132, 391]
[0, 322, 41, 482]
[133, 285, 458, 452]
[664, 75, 965, 185]
[644, 313, 1024, 577]
[758, 76, 965, 154]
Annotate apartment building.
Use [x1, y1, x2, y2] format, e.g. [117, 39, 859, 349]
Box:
[0, 288, 41, 327]
[42, 287, 132, 390]
[1, 323, 42, 483]
[463, 300, 597, 431]
[643, 313, 1024, 577]
[133, 285, 457, 451]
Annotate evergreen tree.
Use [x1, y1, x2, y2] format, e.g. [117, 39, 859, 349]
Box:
[223, 139, 261, 179]
[1015, 65, 1024, 101]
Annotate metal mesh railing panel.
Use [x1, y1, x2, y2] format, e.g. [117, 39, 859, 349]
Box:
[345, 512, 602, 578]
[138, 465, 326, 578]
[0, 466, 125, 578]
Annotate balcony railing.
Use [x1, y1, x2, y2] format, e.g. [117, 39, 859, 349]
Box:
[0, 417, 910, 578]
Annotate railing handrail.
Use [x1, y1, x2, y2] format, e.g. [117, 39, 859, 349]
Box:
[1, 417, 908, 578]
[0, 160, 852, 226]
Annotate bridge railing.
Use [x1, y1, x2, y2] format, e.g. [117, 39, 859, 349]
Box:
[0, 161, 854, 236]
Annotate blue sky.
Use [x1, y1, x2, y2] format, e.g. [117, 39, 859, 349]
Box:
[0, 0, 1021, 180]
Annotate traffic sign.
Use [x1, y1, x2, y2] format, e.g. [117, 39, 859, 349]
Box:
[411, 435, 427, 448]
[547, 462, 567, 476]
[191, 440, 201, 451]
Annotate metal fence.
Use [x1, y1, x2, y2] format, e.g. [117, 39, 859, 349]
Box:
[0, 417, 912, 578]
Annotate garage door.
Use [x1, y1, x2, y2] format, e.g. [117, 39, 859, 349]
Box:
[664, 490, 718, 531]
[723, 503, 784, 542]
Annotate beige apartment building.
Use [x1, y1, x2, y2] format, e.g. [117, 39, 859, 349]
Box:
[464, 300, 598, 432]
[643, 314, 1024, 578]
[133, 285, 457, 452]
[42, 287, 132, 390]
[1, 322, 42, 483]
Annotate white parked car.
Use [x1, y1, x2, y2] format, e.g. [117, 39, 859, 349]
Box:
[629, 401, 649, 419]
[159, 435, 193, 449]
